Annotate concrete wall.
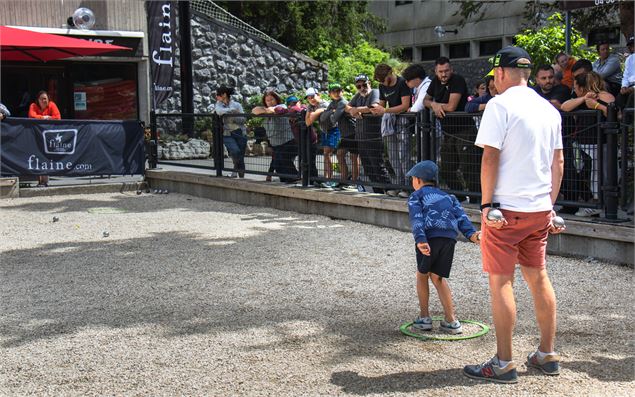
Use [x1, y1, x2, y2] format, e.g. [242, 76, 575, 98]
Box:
[145, 170, 635, 266]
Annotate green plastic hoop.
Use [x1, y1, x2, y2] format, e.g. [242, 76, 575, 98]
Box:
[400, 316, 490, 341]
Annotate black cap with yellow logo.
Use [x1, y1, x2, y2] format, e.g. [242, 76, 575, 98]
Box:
[491, 46, 532, 69]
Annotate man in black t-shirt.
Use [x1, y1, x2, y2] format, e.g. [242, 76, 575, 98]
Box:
[371, 63, 413, 197]
[424, 57, 479, 196]
[534, 65, 571, 110]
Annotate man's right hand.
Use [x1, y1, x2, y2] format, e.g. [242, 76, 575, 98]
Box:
[431, 102, 446, 118]
[482, 207, 507, 230]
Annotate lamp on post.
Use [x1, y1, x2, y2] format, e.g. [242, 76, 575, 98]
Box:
[434, 26, 458, 38]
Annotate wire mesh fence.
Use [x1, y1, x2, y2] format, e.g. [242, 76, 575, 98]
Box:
[191, 0, 287, 49]
[150, 107, 628, 218]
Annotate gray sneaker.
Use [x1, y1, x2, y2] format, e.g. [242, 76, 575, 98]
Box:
[386, 189, 399, 197]
[398, 190, 410, 198]
[464, 355, 518, 384]
[527, 351, 560, 375]
[440, 319, 462, 334]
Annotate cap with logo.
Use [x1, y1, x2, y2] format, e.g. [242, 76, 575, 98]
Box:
[285, 95, 299, 104]
[328, 83, 342, 92]
[406, 160, 438, 182]
[305, 87, 318, 98]
[354, 74, 369, 83]
[491, 46, 532, 69]
[628, 36, 634, 46]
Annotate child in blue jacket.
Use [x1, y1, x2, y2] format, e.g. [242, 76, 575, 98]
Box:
[407, 160, 480, 334]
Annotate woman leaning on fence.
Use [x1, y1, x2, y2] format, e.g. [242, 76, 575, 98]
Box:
[252, 91, 299, 183]
[214, 86, 247, 178]
[28, 90, 61, 187]
[561, 71, 615, 217]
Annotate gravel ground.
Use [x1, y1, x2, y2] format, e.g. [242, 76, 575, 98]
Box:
[0, 192, 633, 396]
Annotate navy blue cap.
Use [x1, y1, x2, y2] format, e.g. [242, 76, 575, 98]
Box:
[406, 160, 438, 181]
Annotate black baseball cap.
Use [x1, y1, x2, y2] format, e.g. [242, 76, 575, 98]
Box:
[628, 36, 634, 46]
[491, 46, 532, 69]
[354, 74, 369, 83]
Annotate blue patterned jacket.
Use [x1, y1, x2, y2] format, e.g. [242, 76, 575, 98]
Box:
[408, 185, 476, 244]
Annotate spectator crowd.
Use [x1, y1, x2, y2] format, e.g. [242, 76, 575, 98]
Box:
[212, 37, 634, 218]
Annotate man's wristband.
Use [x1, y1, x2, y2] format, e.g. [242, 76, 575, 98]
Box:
[480, 202, 500, 210]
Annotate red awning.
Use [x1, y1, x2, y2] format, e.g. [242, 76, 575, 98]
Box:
[0, 26, 131, 62]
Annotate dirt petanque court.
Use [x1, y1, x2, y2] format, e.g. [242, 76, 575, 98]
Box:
[0, 192, 633, 396]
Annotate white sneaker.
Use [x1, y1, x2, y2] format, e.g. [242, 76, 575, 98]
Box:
[574, 208, 601, 217]
[229, 172, 238, 178]
[386, 189, 399, 197]
[398, 190, 410, 198]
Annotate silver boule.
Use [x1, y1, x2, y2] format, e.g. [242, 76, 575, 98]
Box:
[487, 208, 504, 221]
[102, 231, 110, 238]
[552, 215, 565, 228]
[52, 216, 59, 222]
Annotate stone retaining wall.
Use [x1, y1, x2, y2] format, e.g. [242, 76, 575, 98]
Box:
[158, 12, 329, 114]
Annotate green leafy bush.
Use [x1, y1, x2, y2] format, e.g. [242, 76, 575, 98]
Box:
[514, 13, 595, 70]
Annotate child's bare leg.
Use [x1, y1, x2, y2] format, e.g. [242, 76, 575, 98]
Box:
[323, 148, 333, 179]
[351, 153, 360, 181]
[416, 271, 430, 317]
[430, 273, 456, 322]
[336, 148, 348, 182]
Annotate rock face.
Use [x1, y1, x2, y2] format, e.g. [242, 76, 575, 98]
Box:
[157, 12, 328, 114]
[158, 139, 211, 160]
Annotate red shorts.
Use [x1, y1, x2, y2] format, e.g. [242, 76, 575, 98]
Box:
[481, 209, 551, 275]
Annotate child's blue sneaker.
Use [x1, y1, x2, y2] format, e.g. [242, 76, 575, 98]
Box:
[440, 319, 462, 334]
[413, 316, 432, 331]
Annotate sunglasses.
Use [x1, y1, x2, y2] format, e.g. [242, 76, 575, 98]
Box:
[355, 83, 367, 89]
[306, 95, 315, 99]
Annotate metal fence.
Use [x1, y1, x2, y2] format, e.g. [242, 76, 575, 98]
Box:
[149, 106, 631, 219]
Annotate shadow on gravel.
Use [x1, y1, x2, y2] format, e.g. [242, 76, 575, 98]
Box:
[330, 370, 474, 394]
[564, 356, 635, 382]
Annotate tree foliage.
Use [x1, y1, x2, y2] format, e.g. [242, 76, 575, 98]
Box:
[514, 13, 595, 69]
[214, 0, 404, 90]
[214, 0, 384, 62]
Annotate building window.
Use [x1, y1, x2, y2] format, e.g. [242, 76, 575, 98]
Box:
[588, 27, 621, 46]
[401, 47, 413, 62]
[395, 1, 413, 5]
[449, 42, 470, 59]
[479, 39, 502, 57]
[420, 45, 440, 61]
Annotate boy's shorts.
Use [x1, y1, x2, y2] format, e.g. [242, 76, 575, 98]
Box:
[415, 237, 456, 278]
[481, 209, 551, 275]
[321, 127, 340, 149]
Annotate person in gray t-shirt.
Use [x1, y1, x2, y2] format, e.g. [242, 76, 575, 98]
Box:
[346, 74, 390, 191]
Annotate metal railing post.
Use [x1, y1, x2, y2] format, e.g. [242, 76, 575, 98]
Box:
[602, 103, 619, 220]
[213, 114, 223, 177]
[149, 110, 158, 169]
[299, 111, 309, 187]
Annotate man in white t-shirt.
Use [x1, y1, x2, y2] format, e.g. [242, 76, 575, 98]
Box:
[463, 46, 565, 384]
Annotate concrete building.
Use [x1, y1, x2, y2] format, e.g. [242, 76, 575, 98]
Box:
[369, 1, 624, 88]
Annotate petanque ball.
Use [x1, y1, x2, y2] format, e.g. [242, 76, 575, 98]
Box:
[552, 216, 565, 228]
[487, 208, 504, 222]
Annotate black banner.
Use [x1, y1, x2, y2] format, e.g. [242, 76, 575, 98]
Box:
[0, 118, 145, 176]
[146, 1, 176, 108]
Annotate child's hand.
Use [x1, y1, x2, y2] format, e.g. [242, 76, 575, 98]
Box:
[470, 232, 481, 245]
[417, 242, 431, 256]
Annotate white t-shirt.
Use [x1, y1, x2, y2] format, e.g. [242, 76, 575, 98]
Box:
[410, 77, 431, 112]
[475, 85, 563, 212]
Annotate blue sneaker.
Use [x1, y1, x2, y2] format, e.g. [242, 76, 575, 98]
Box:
[463, 356, 518, 384]
[527, 351, 560, 375]
[412, 316, 432, 331]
